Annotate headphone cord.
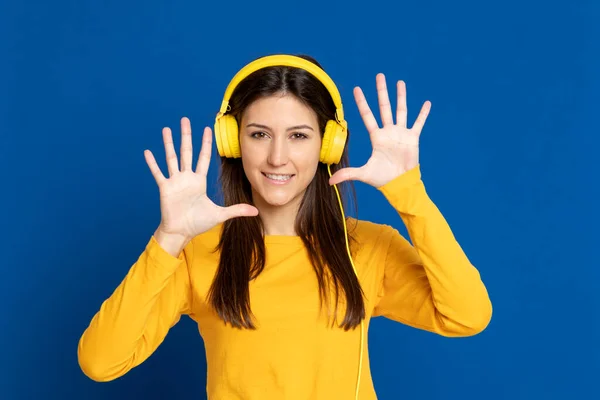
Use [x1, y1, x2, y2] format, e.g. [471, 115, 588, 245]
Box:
[327, 164, 365, 400]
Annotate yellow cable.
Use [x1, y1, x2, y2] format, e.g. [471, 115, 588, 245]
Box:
[327, 164, 364, 400]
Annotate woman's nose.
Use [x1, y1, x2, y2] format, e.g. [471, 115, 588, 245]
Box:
[267, 137, 289, 166]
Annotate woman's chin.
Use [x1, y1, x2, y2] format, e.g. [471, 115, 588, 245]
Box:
[257, 189, 300, 208]
[251, 184, 306, 209]
[262, 195, 293, 207]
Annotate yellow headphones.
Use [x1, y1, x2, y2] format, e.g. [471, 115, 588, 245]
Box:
[214, 54, 348, 165]
[215, 54, 365, 400]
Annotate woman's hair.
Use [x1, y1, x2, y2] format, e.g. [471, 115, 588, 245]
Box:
[207, 54, 364, 330]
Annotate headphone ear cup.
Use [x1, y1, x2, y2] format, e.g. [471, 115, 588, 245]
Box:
[214, 117, 226, 157]
[214, 115, 241, 158]
[320, 120, 347, 164]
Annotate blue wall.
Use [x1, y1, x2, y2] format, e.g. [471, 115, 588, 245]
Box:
[1, 0, 598, 399]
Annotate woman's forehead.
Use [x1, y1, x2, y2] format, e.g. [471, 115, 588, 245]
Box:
[242, 95, 319, 126]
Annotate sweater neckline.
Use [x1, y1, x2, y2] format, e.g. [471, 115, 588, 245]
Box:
[263, 235, 304, 245]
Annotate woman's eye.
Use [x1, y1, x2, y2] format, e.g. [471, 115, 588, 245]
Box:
[251, 131, 267, 139]
[250, 132, 308, 139]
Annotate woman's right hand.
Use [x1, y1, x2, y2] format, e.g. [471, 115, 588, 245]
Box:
[144, 117, 258, 243]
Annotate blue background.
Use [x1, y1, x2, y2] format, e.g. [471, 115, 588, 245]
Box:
[1, 0, 598, 399]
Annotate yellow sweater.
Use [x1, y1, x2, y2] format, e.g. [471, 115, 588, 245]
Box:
[77, 165, 492, 399]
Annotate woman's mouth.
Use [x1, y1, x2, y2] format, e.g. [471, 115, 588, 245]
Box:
[262, 172, 295, 185]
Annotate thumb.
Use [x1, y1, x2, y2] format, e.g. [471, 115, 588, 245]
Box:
[329, 167, 363, 186]
[219, 203, 259, 222]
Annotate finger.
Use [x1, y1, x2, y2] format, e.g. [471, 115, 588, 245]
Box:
[180, 117, 193, 172]
[353, 87, 379, 134]
[219, 204, 259, 222]
[376, 73, 394, 126]
[396, 80, 407, 128]
[143, 150, 166, 185]
[328, 167, 363, 186]
[162, 127, 179, 176]
[196, 126, 213, 176]
[411, 101, 432, 134]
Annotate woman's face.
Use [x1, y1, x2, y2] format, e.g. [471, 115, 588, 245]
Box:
[239, 94, 322, 209]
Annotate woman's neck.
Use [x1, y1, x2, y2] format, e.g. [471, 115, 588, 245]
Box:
[252, 195, 302, 236]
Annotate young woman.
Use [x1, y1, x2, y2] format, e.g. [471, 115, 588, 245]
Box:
[77, 54, 492, 400]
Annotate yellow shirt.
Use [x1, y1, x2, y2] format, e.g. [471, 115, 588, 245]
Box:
[77, 165, 492, 399]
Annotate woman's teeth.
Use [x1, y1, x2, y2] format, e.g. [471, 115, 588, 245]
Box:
[265, 173, 293, 181]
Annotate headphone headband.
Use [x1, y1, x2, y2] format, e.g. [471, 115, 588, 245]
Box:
[214, 54, 348, 164]
[218, 54, 345, 122]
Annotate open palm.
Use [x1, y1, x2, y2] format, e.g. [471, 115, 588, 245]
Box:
[329, 74, 431, 188]
[144, 118, 258, 240]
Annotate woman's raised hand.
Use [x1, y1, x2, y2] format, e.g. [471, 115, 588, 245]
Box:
[144, 117, 259, 243]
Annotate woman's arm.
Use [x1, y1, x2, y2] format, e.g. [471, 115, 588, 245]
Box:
[77, 232, 195, 381]
[372, 166, 492, 336]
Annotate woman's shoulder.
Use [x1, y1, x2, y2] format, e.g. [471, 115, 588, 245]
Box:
[347, 216, 394, 234]
[346, 217, 395, 250]
[189, 223, 223, 253]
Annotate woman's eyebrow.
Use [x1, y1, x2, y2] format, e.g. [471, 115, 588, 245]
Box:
[246, 123, 314, 131]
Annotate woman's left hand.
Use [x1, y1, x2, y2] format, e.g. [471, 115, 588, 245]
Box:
[328, 73, 431, 188]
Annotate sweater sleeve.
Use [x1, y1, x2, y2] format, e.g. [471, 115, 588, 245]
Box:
[77, 235, 194, 381]
[372, 165, 492, 337]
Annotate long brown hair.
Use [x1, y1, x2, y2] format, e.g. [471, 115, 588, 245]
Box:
[207, 54, 364, 331]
